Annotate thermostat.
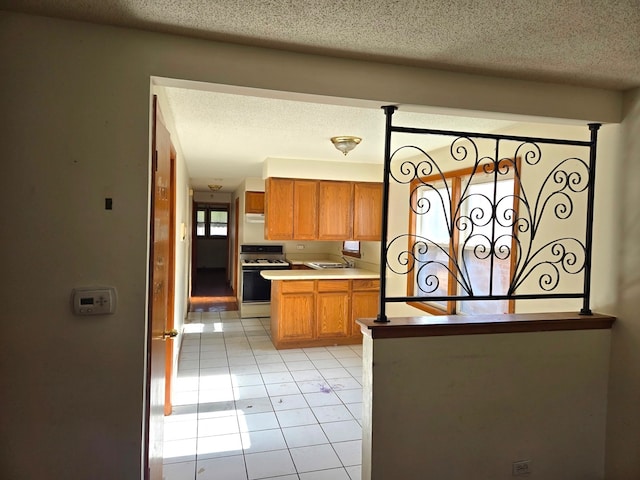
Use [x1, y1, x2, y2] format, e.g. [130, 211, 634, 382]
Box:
[72, 287, 117, 315]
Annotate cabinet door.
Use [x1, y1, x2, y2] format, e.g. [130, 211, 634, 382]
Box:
[353, 182, 382, 240]
[245, 191, 265, 213]
[351, 291, 379, 338]
[316, 280, 351, 338]
[293, 180, 318, 240]
[279, 292, 315, 341]
[265, 178, 294, 239]
[318, 181, 353, 240]
[351, 280, 380, 339]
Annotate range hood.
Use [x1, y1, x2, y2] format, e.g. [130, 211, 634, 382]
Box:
[245, 213, 265, 223]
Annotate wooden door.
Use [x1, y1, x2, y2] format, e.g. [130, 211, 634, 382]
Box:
[353, 182, 383, 240]
[164, 139, 177, 416]
[293, 179, 318, 239]
[318, 181, 353, 240]
[265, 178, 294, 239]
[145, 97, 176, 480]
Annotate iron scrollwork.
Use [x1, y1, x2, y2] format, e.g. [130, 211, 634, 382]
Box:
[377, 106, 599, 321]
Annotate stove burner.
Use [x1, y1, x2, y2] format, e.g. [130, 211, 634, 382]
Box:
[243, 258, 288, 265]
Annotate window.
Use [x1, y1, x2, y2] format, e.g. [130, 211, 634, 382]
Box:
[342, 240, 361, 258]
[407, 160, 519, 315]
[195, 204, 229, 238]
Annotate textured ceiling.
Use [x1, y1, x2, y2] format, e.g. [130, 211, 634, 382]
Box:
[161, 87, 515, 191]
[5, 0, 639, 191]
[4, 0, 640, 90]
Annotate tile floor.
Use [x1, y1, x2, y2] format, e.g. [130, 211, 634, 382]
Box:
[163, 310, 364, 480]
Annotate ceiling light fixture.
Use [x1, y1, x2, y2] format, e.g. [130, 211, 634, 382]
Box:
[208, 184, 223, 191]
[331, 136, 361, 156]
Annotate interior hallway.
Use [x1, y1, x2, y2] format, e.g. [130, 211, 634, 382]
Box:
[162, 308, 364, 480]
[189, 268, 238, 313]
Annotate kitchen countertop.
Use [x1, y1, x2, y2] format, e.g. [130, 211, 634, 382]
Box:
[261, 267, 379, 280]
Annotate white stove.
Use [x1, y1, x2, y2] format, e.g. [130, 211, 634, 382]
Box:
[241, 258, 290, 267]
[239, 245, 290, 318]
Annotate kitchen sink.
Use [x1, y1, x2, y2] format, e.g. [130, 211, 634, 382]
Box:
[307, 261, 348, 269]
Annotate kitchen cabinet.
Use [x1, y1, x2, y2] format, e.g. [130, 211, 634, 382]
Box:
[318, 181, 353, 240]
[245, 191, 265, 214]
[293, 179, 318, 239]
[353, 182, 383, 240]
[270, 278, 379, 348]
[316, 280, 351, 339]
[351, 279, 380, 339]
[264, 178, 294, 239]
[264, 178, 318, 240]
[271, 280, 315, 342]
[265, 177, 382, 241]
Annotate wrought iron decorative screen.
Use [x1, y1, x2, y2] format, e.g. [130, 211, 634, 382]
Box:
[376, 106, 601, 322]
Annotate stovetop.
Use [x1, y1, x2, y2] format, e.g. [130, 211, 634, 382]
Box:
[240, 244, 288, 267]
[241, 258, 289, 266]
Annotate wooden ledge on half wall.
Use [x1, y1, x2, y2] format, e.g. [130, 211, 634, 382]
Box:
[357, 312, 616, 339]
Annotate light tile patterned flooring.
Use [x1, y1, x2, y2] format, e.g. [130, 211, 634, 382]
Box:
[163, 310, 363, 480]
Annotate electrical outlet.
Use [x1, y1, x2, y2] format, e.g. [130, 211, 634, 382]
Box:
[296, 244, 305, 250]
[512, 460, 531, 476]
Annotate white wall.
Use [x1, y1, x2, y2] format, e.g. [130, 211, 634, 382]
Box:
[604, 87, 640, 479]
[264, 157, 382, 182]
[362, 329, 611, 480]
[0, 10, 632, 480]
[193, 191, 231, 203]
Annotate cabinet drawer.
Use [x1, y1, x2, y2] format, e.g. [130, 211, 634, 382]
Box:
[281, 280, 315, 293]
[317, 280, 350, 292]
[352, 279, 380, 291]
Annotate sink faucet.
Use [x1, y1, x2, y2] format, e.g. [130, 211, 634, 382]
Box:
[341, 256, 355, 268]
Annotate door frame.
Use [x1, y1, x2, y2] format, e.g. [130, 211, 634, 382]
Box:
[144, 95, 177, 480]
[233, 197, 239, 296]
[190, 201, 231, 294]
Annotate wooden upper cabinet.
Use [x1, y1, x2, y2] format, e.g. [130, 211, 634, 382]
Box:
[245, 191, 265, 214]
[293, 180, 318, 240]
[353, 182, 383, 240]
[265, 177, 382, 241]
[265, 178, 294, 239]
[318, 181, 353, 240]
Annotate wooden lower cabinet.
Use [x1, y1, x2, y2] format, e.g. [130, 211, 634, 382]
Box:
[317, 280, 350, 339]
[271, 278, 379, 349]
[279, 293, 315, 341]
[351, 279, 381, 339]
[271, 280, 314, 344]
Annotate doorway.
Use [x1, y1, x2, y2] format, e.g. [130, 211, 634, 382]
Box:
[190, 201, 237, 312]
